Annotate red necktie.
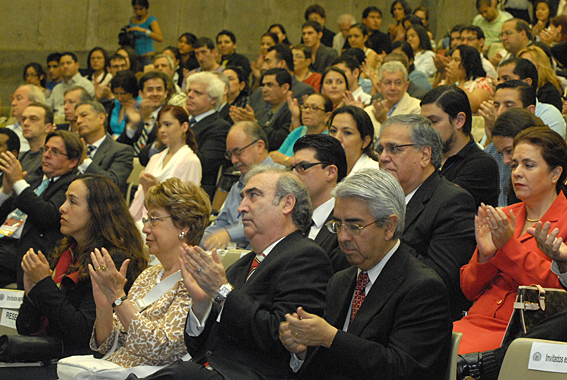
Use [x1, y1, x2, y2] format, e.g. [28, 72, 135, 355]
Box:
[350, 271, 370, 324]
[247, 253, 265, 278]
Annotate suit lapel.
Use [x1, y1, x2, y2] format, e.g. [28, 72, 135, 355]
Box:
[347, 246, 409, 335]
[404, 172, 439, 232]
[314, 210, 334, 245]
[327, 267, 358, 328]
[91, 135, 110, 166]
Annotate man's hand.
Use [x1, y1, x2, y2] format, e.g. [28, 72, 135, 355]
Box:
[371, 99, 388, 123]
[203, 230, 231, 251]
[285, 307, 338, 349]
[489, 52, 503, 68]
[280, 319, 307, 359]
[230, 105, 256, 123]
[0, 152, 25, 190]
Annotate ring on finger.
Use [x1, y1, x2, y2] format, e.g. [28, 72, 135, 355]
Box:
[294, 332, 299, 338]
[196, 267, 202, 274]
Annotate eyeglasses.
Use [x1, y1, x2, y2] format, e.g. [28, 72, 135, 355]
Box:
[43, 146, 68, 157]
[289, 162, 326, 173]
[376, 143, 415, 155]
[224, 140, 259, 160]
[460, 36, 478, 42]
[326, 220, 379, 235]
[380, 80, 405, 88]
[300, 104, 325, 113]
[142, 215, 171, 227]
[499, 30, 516, 38]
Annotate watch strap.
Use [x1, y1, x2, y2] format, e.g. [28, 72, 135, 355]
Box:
[112, 295, 128, 308]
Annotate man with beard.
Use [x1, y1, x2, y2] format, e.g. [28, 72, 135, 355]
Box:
[421, 85, 499, 207]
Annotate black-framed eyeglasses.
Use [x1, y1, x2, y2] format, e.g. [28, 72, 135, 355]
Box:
[43, 146, 68, 157]
[289, 162, 326, 173]
[376, 143, 416, 155]
[142, 215, 171, 227]
[326, 220, 379, 235]
[224, 140, 259, 160]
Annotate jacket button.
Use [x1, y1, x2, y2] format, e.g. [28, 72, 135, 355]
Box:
[206, 350, 213, 356]
[497, 299, 503, 305]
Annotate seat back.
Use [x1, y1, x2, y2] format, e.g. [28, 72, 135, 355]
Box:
[125, 157, 144, 206]
[446, 331, 463, 380]
[498, 338, 567, 380]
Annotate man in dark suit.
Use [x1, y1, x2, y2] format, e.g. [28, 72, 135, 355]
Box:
[291, 134, 349, 272]
[129, 166, 333, 380]
[280, 168, 452, 380]
[75, 101, 134, 194]
[185, 72, 232, 200]
[378, 114, 477, 321]
[0, 130, 81, 288]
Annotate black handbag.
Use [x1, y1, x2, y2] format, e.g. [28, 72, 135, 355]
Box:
[0, 335, 63, 362]
[501, 285, 567, 346]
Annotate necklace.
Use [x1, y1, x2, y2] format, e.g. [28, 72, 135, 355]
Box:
[525, 217, 540, 223]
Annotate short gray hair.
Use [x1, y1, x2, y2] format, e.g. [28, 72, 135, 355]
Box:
[378, 61, 408, 83]
[154, 54, 175, 71]
[243, 165, 312, 233]
[333, 168, 406, 239]
[64, 86, 93, 102]
[381, 114, 443, 169]
[338, 14, 356, 25]
[22, 85, 46, 105]
[186, 72, 225, 109]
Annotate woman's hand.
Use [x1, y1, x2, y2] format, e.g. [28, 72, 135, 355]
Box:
[21, 248, 52, 294]
[486, 206, 515, 250]
[88, 248, 129, 306]
[528, 221, 567, 273]
[139, 172, 158, 193]
[475, 203, 498, 263]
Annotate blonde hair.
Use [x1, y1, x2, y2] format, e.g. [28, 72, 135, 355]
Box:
[518, 45, 563, 92]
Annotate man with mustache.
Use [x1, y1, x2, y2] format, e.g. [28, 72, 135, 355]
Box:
[200, 121, 278, 251]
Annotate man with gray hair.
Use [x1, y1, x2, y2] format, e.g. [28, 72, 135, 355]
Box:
[59, 85, 93, 131]
[135, 166, 333, 380]
[7, 84, 46, 153]
[378, 114, 476, 321]
[74, 101, 134, 193]
[153, 54, 182, 93]
[364, 61, 421, 132]
[279, 168, 451, 379]
[186, 71, 231, 199]
[333, 14, 356, 54]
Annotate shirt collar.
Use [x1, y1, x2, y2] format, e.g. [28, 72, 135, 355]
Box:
[312, 198, 335, 228]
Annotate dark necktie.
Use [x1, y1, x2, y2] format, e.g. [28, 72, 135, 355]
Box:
[350, 271, 370, 324]
[86, 145, 96, 159]
[188, 117, 197, 128]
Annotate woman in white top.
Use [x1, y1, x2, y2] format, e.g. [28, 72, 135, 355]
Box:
[129, 105, 201, 223]
[87, 47, 113, 87]
[406, 25, 436, 77]
[328, 105, 379, 175]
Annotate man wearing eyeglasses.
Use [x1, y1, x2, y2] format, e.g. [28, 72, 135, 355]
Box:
[378, 114, 476, 321]
[201, 121, 280, 251]
[279, 168, 452, 380]
[0, 130, 81, 288]
[489, 18, 532, 68]
[290, 134, 349, 272]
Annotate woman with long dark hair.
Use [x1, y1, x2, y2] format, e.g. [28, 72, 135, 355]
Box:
[87, 47, 113, 87]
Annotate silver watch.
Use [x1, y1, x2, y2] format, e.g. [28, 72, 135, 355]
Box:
[213, 283, 233, 304]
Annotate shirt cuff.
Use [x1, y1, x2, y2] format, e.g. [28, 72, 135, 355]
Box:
[78, 158, 92, 174]
[13, 180, 30, 196]
[551, 260, 567, 288]
[185, 301, 213, 337]
[290, 353, 304, 372]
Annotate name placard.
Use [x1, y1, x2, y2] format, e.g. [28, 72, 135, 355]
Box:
[0, 309, 18, 329]
[529, 342, 567, 373]
[0, 289, 24, 309]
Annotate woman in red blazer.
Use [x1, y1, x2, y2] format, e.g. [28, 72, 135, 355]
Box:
[454, 127, 567, 354]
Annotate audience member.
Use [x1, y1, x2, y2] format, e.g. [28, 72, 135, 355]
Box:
[216, 30, 252, 79]
[74, 101, 134, 193]
[161, 46, 183, 87]
[152, 54, 182, 94]
[390, 40, 432, 92]
[23, 62, 47, 95]
[292, 44, 322, 92]
[48, 52, 95, 116]
[250, 32, 278, 90]
[329, 106, 379, 175]
[490, 18, 532, 67]
[290, 134, 347, 270]
[332, 55, 371, 105]
[185, 72, 231, 199]
[200, 121, 275, 250]
[518, 45, 563, 110]
[257, 68, 292, 151]
[378, 114, 477, 320]
[532, 0, 552, 40]
[362, 6, 392, 55]
[268, 24, 292, 46]
[89, 178, 209, 368]
[87, 47, 113, 87]
[333, 14, 355, 54]
[320, 67, 349, 109]
[61, 86, 93, 131]
[346, 23, 379, 72]
[177, 32, 199, 72]
[0, 130, 81, 288]
[128, 0, 163, 67]
[130, 105, 201, 223]
[105, 71, 139, 137]
[454, 126, 567, 353]
[388, 0, 412, 42]
[189, 37, 223, 75]
[421, 85, 499, 207]
[130, 166, 333, 380]
[303, 4, 335, 47]
[16, 174, 145, 362]
[45, 52, 63, 96]
[224, 65, 249, 109]
[405, 24, 436, 77]
[0, 129, 20, 158]
[383, 51, 428, 99]
[473, 0, 513, 47]
[303, 20, 338, 74]
[459, 25, 498, 77]
[19, 103, 55, 185]
[280, 168, 452, 380]
[108, 54, 129, 76]
[116, 46, 141, 74]
[7, 84, 46, 153]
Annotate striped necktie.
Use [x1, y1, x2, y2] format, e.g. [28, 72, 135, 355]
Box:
[247, 252, 266, 279]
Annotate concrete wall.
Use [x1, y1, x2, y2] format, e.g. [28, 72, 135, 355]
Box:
[0, 0, 478, 108]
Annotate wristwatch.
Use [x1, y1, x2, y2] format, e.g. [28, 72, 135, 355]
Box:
[214, 283, 233, 304]
[112, 295, 128, 308]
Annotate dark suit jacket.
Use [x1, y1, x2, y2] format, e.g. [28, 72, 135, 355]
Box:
[249, 77, 315, 117]
[85, 134, 134, 194]
[191, 111, 231, 199]
[299, 243, 452, 380]
[262, 104, 292, 152]
[313, 210, 351, 273]
[402, 171, 476, 321]
[184, 230, 333, 380]
[0, 169, 77, 288]
[116, 118, 158, 152]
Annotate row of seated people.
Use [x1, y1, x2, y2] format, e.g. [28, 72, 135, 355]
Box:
[1, 95, 566, 380]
